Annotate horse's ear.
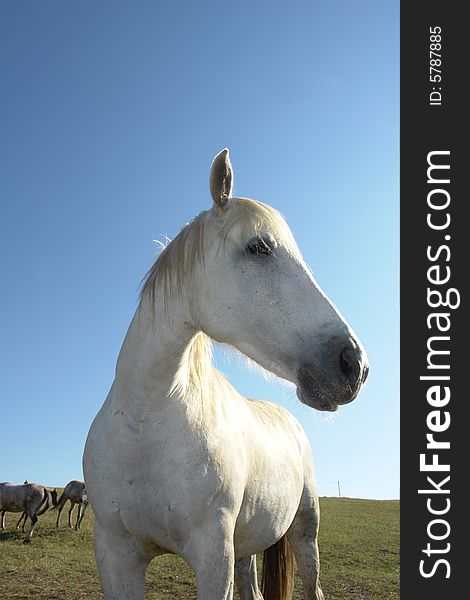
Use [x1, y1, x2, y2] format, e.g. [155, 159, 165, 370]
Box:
[210, 148, 233, 210]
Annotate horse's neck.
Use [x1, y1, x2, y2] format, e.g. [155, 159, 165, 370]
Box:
[113, 292, 202, 407]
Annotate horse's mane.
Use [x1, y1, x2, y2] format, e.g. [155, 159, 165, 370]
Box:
[140, 197, 302, 401]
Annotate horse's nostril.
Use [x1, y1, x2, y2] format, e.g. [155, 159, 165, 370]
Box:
[339, 347, 366, 388]
[339, 347, 355, 378]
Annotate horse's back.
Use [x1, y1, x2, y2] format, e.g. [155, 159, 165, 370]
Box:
[243, 396, 314, 474]
[246, 397, 310, 447]
[0, 483, 46, 512]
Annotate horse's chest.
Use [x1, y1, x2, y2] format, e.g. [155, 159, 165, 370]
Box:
[86, 398, 306, 559]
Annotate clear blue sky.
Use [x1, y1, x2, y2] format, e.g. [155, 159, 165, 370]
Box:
[0, 1, 398, 499]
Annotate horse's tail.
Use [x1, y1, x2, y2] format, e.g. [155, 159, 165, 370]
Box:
[261, 535, 295, 600]
[36, 487, 51, 516]
[37, 488, 57, 515]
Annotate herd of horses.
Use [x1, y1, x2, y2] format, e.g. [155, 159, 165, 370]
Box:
[0, 479, 89, 543]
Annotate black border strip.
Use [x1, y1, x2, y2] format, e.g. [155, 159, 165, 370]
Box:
[400, 2, 466, 597]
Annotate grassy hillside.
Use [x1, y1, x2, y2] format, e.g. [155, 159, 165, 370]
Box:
[0, 496, 399, 599]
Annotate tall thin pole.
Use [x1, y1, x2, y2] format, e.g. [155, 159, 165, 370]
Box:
[337, 480, 342, 498]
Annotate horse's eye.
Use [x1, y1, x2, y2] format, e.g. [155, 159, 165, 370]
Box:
[246, 237, 273, 256]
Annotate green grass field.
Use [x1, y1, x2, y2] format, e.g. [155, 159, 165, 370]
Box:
[0, 496, 399, 599]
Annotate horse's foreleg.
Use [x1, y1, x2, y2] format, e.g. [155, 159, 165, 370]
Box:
[235, 555, 263, 600]
[75, 504, 82, 530]
[287, 499, 324, 600]
[23, 514, 38, 544]
[94, 521, 149, 600]
[195, 547, 234, 600]
[0, 510, 5, 530]
[185, 515, 235, 600]
[77, 503, 88, 529]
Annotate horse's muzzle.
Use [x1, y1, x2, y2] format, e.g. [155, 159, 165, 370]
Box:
[296, 344, 369, 412]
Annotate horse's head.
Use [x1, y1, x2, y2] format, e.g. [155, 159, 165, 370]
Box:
[50, 488, 58, 507]
[194, 149, 368, 412]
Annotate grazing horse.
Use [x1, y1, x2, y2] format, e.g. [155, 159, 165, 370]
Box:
[0, 482, 58, 542]
[83, 150, 369, 599]
[55, 480, 89, 530]
[16, 481, 57, 532]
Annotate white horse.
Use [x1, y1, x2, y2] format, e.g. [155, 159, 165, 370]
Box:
[83, 149, 368, 600]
